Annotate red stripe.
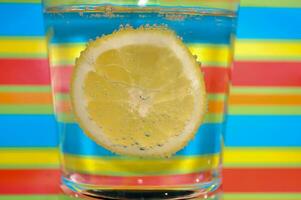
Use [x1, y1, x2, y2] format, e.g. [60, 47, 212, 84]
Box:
[52, 66, 230, 93]
[232, 61, 301, 86]
[0, 169, 61, 194]
[202, 67, 230, 93]
[0, 59, 50, 85]
[51, 67, 72, 93]
[1, 168, 301, 194]
[223, 168, 301, 192]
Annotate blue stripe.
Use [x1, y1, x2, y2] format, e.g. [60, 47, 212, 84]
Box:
[61, 123, 222, 156]
[1, 115, 300, 148]
[225, 115, 301, 146]
[237, 7, 301, 39]
[0, 4, 45, 36]
[0, 115, 58, 147]
[45, 10, 234, 44]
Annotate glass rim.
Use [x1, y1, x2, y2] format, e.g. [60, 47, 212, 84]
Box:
[43, 0, 240, 12]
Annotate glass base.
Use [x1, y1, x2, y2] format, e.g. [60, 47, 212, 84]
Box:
[61, 174, 221, 199]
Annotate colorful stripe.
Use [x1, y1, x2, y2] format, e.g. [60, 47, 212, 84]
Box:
[0, 168, 300, 194]
[63, 154, 219, 176]
[231, 86, 301, 95]
[229, 105, 301, 115]
[0, 85, 51, 92]
[0, 58, 49, 84]
[0, 115, 57, 147]
[0, 169, 60, 194]
[235, 40, 301, 60]
[0, 92, 52, 104]
[0, 148, 58, 168]
[1, 147, 300, 169]
[2, 38, 301, 62]
[49, 43, 231, 66]
[61, 123, 222, 156]
[1, 115, 300, 147]
[224, 147, 301, 167]
[237, 8, 301, 39]
[5, 0, 301, 8]
[232, 61, 301, 86]
[0, 4, 44, 36]
[1, 193, 301, 200]
[0, 38, 46, 58]
[0, 195, 74, 200]
[223, 168, 301, 192]
[226, 115, 301, 146]
[0, 105, 53, 114]
[50, 66, 230, 93]
[229, 94, 301, 105]
[224, 193, 301, 200]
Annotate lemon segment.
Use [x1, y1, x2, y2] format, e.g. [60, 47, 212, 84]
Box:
[71, 27, 207, 157]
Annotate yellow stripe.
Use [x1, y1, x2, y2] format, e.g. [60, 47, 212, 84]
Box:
[0, 148, 59, 167]
[63, 154, 219, 176]
[235, 40, 301, 60]
[224, 147, 301, 167]
[2, 38, 301, 61]
[1, 148, 301, 169]
[188, 44, 231, 66]
[49, 43, 85, 66]
[0, 38, 47, 57]
[49, 43, 231, 66]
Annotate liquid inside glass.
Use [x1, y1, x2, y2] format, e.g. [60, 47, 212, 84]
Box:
[44, 5, 236, 199]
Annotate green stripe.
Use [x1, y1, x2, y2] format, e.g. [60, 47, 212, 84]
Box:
[57, 113, 75, 123]
[207, 93, 226, 101]
[229, 105, 301, 115]
[0, 0, 41, 3]
[3, 0, 301, 8]
[205, 113, 224, 123]
[0, 105, 53, 114]
[0, 164, 59, 169]
[0, 85, 51, 92]
[0, 36, 45, 40]
[202, 61, 230, 68]
[54, 93, 226, 101]
[56, 113, 224, 123]
[235, 55, 301, 62]
[0, 53, 46, 59]
[224, 163, 301, 168]
[0, 195, 75, 200]
[231, 86, 301, 95]
[224, 193, 301, 199]
[54, 93, 70, 101]
[242, 0, 301, 8]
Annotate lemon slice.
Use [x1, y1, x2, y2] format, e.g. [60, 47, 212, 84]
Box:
[71, 27, 207, 157]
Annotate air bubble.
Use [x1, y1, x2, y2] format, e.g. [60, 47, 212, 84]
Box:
[144, 132, 151, 137]
[125, 24, 131, 28]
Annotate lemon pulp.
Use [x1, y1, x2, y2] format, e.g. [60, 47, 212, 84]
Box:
[71, 27, 207, 157]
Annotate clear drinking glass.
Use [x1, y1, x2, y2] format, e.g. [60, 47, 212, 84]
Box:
[43, 0, 239, 199]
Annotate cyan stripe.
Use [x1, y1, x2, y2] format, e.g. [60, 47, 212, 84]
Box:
[0, 115, 58, 147]
[1, 115, 301, 147]
[225, 115, 301, 146]
[61, 123, 222, 156]
[46, 12, 233, 44]
[237, 7, 301, 39]
[0, 4, 44, 36]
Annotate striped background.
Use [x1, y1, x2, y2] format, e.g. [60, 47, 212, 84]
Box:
[0, 0, 300, 199]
